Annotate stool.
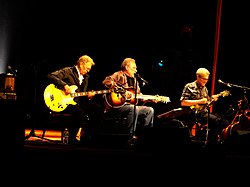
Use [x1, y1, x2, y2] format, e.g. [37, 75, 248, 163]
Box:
[101, 110, 130, 135]
[48, 112, 74, 128]
[42, 112, 73, 142]
[94, 110, 131, 147]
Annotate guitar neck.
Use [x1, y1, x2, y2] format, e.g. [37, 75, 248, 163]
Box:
[191, 90, 230, 111]
[71, 89, 112, 97]
[136, 95, 158, 100]
[131, 94, 170, 103]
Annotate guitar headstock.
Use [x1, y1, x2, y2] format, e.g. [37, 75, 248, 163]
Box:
[220, 90, 230, 97]
[157, 96, 171, 103]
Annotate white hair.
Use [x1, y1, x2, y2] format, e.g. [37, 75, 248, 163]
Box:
[196, 68, 210, 76]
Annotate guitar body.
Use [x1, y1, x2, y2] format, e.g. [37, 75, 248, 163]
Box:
[44, 84, 77, 112]
[221, 100, 250, 143]
[104, 92, 126, 108]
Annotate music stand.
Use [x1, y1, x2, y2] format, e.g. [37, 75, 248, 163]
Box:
[157, 108, 189, 119]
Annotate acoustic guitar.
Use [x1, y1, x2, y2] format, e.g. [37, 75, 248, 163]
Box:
[104, 88, 170, 108]
[44, 84, 125, 112]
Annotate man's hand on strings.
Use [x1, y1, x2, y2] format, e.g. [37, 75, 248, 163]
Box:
[64, 85, 73, 95]
[211, 95, 219, 102]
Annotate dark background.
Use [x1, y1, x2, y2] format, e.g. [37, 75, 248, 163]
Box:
[3, 0, 249, 125]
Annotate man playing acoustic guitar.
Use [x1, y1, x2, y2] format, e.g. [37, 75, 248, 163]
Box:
[180, 67, 230, 147]
[102, 57, 156, 146]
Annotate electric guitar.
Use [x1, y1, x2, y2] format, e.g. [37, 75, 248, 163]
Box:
[104, 89, 170, 108]
[44, 84, 125, 112]
[190, 90, 230, 111]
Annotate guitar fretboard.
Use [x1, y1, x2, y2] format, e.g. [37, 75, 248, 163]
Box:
[71, 90, 112, 97]
[128, 93, 170, 103]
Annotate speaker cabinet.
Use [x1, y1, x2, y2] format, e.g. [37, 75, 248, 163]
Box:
[0, 73, 17, 100]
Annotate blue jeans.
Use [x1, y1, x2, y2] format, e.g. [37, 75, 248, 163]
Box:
[116, 104, 154, 135]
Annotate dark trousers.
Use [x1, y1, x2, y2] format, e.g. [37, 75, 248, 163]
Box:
[64, 102, 104, 143]
[197, 111, 229, 143]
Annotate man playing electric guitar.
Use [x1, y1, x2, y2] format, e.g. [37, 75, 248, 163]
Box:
[180, 68, 230, 146]
[47, 55, 105, 145]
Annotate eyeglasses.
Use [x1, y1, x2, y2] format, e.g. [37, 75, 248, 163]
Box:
[199, 76, 209, 81]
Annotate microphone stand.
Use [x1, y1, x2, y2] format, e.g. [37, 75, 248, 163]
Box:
[131, 77, 138, 139]
[131, 74, 147, 138]
[203, 105, 210, 148]
[128, 74, 147, 146]
[219, 80, 250, 91]
[203, 97, 219, 148]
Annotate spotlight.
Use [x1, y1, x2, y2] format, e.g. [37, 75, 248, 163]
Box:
[152, 59, 166, 71]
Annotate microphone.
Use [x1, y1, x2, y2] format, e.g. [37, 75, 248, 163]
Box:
[218, 79, 231, 87]
[135, 74, 148, 84]
[218, 79, 224, 84]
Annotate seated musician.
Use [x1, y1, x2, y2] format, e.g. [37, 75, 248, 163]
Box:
[47, 54, 104, 145]
[180, 67, 230, 146]
[102, 57, 154, 146]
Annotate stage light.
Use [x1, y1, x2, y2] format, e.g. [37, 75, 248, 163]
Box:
[158, 61, 164, 67]
[152, 59, 166, 71]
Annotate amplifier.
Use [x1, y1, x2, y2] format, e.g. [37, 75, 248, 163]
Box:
[0, 73, 15, 92]
[0, 92, 17, 100]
